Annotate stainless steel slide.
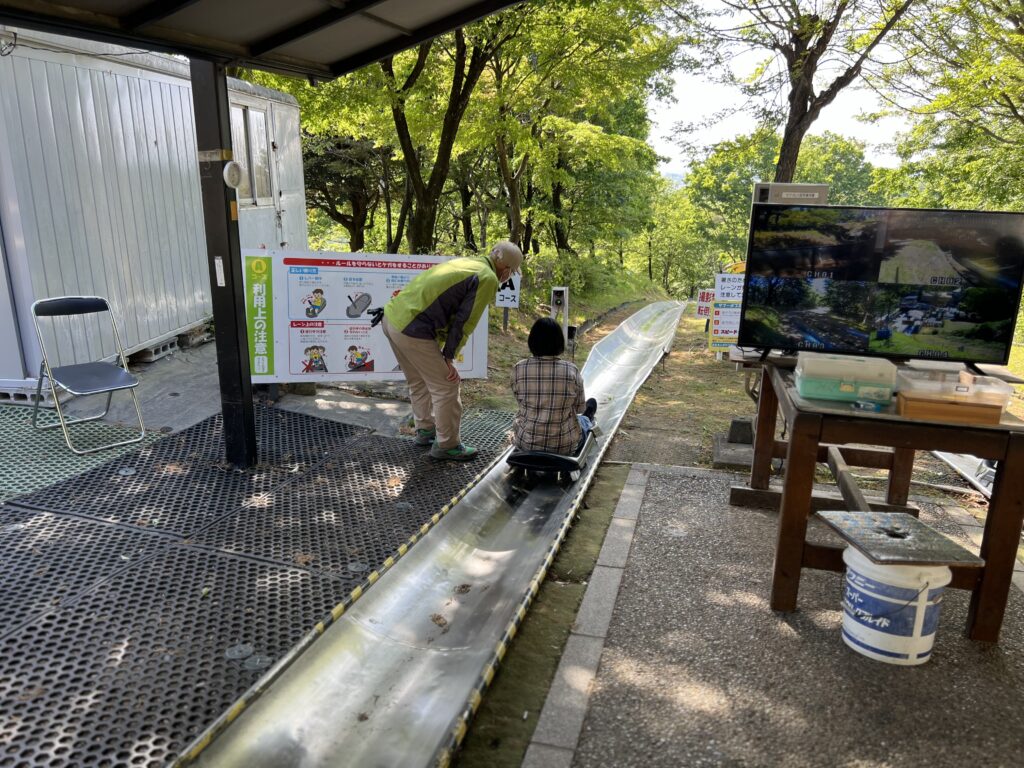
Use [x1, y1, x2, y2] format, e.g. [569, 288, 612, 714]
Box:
[185, 301, 684, 768]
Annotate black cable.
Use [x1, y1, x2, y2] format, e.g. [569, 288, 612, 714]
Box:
[1, 32, 156, 60]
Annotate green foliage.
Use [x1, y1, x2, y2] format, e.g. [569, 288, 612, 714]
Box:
[239, 0, 992, 319]
[796, 133, 884, 206]
[663, 0, 916, 181]
[675, 128, 883, 273]
[241, 0, 678, 265]
[682, 128, 779, 264]
[302, 133, 393, 251]
[871, 0, 1024, 212]
[534, 116, 660, 247]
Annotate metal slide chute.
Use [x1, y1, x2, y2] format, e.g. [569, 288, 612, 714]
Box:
[183, 301, 684, 768]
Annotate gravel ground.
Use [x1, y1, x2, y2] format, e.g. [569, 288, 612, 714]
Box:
[573, 466, 1024, 768]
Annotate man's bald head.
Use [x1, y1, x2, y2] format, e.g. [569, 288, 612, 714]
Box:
[490, 240, 523, 282]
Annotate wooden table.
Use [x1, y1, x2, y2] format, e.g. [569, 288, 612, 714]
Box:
[729, 363, 1024, 642]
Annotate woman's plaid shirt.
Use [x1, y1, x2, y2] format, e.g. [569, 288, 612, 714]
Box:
[511, 356, 586, 454]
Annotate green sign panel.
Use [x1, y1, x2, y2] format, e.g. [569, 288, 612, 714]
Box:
[245, 256, 274, 375]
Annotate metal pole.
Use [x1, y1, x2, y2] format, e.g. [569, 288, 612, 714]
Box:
[189, 58, 257, 468]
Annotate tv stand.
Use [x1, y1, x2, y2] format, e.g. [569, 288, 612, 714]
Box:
[966, 362, 986, 377]
[731, 362, 1024, 642]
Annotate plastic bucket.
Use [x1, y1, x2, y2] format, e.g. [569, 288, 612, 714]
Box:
[841, 546, 952, 666]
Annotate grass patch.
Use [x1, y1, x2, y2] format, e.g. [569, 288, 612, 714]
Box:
[453, 463, 630, 768]
[460, 285, 665, 413]
[620, 314, 754, 466]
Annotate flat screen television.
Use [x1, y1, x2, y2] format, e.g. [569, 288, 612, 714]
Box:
[737, 204, 1024, 365]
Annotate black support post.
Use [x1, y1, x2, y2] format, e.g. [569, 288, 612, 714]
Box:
[189, 58, 257, 468]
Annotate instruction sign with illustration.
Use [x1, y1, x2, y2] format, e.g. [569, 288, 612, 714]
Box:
[709, 272, 745, 349]
[243, 251, 488, 382]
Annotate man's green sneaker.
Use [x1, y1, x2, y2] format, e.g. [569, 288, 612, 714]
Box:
[429, 443, 479, 461]
[414, 428, 436, 446]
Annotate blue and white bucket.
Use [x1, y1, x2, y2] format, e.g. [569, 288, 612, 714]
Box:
[841, 546, 952, 666]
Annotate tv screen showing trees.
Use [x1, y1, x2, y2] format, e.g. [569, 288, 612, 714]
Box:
[738, 205, 1024, 364]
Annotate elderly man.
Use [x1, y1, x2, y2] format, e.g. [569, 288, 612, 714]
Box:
[382, 241, 524, 461]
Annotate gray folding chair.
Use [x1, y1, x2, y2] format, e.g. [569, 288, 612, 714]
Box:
[31, 296, 145, 454]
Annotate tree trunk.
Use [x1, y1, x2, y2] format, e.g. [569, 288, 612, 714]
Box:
[407, 202, 438, 255]
[647, 234, 653, 281]
[459, 183, 477, 251]
[495, 131, 525, 248]
[523, 178, 535, 252]
[774, 112, 813, 183]
[389, 176, 412, 253]
[480, 209, 489, 251]
[770, 0, 916, 183]
[351, 194, 370, 251]
[381, 31, 494, 254]
[552, 184, 572, 253]
[382, 152, 393, 251]
[493, 68, 524, 247]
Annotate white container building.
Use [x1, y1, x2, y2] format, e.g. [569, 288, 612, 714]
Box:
[0, 27, 307, 403]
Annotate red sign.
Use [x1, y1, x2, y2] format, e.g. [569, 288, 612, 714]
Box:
[283, 257, 434, 270]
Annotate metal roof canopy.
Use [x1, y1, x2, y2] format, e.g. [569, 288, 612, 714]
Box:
[0, 0, 523, 466]
[0, 0, 523, 79]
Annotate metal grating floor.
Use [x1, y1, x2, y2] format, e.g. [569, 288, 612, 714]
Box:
[0, 544, 350, 768]
[0, 406, 512, 767]
[0, 508, 171, 633]
[459, 408, 514, 453]
[12, 405, 368, 537]
[146, 404, 368, 466]
[0, 406, 159, 503]
[191, 435, 486, 580]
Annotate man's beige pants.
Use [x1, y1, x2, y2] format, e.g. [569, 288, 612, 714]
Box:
[382, 317, 462, 449]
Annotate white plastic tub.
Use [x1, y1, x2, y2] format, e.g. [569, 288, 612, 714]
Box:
[841, 546, 952, 665]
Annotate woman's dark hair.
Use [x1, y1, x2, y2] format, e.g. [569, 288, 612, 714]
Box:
[528, 317, 565, 356]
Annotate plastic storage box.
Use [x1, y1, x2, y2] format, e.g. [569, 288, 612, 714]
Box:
[795, 352, 897, 404]
[896, 369, 1013, 424]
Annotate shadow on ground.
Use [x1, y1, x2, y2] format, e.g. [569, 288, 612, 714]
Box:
[0, 405, 513, 768]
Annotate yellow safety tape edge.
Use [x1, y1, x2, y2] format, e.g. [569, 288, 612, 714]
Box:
[173, 444, 511, 766]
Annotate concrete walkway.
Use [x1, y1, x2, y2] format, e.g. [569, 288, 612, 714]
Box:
[525, 464, 1024, 768]
[63, 341, 412, 436]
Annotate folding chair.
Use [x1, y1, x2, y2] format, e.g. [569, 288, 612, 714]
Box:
[31, 296, 145, 454]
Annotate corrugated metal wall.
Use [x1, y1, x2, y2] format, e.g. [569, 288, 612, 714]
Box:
[0, 219, 23, 379]
[0, 32, 308, 384]
[0, 46, 210, 372]
[273, 100, 307, 250]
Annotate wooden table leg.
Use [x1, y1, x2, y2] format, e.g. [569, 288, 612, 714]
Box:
[886, 447, 915, 506]
[750, 368, 778, 491]
[967, 434, 1024, 642]
[770, 412, 822, 611]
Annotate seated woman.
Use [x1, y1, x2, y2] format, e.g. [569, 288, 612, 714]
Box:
[512, 317, 597, 455]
